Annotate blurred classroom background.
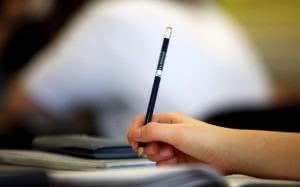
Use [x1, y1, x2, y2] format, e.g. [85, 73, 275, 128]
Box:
[0, 0, 299, 147]
[219, 0, 300, 105]
[1, 0, 299, 103]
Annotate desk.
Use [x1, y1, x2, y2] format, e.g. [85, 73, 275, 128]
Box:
[1, 165, 300, 187]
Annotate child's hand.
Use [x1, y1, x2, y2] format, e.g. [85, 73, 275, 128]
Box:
[127, 113, 232, 174]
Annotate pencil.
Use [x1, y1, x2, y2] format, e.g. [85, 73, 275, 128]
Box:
[139, 27, 172, 148]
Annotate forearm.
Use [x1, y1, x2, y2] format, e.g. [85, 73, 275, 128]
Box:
[224, 128, 300, 180]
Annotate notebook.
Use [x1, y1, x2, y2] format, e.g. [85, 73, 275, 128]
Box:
[32, 134, 138, 159]
[0, 150, 154, 170]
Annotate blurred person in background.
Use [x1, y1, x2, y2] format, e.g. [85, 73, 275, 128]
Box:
[0, 0, 87, 83]
[0, 0, 88, 147]
[1, 0, 273, 140]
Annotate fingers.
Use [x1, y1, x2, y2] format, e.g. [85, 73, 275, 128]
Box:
[127, 115, 145, 145]
[144, 142, 159, 155]
[127, 112, 194, 162]
[129, 122, 182, 146]
[130, 112, 185, 130]
[127, 112, 186, 144]
[144, 143, 174, 162]
[152, 112, 185, 124]
[127, 113, 219, 168]
[157, 157, 178, 165]
[155, 148, 190, 164]
[142, 143, 196, 166]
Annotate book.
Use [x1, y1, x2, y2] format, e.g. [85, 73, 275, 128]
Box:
[32, 134, 138, 159]
[0, 150, 154, 170]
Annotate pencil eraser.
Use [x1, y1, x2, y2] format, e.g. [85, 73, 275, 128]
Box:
[164, 27, 172, 39]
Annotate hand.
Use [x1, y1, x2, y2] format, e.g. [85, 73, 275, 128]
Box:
[127, 112, 233, 174]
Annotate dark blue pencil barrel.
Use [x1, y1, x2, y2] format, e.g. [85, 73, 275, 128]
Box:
[140, 76, 161, 148]
[144, 76, 161, 124]
[157, 39, 169, 71]
[139, 27, 172, 148]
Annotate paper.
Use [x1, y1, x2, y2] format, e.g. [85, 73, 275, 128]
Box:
[49, 165, 228, 187]
[0, 150, 154, 170]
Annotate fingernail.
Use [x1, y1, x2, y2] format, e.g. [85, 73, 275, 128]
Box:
[138, 147, 144, 156]
[132, 142, 138, 150]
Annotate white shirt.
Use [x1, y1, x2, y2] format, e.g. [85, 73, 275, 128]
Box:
[22, 0, 272, 139]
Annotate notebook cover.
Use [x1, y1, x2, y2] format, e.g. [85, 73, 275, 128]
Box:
[32, 135, 139, 159]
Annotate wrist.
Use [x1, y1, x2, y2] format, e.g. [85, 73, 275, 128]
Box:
[210, 127, 241, 174]
[217, 128, 261, 175]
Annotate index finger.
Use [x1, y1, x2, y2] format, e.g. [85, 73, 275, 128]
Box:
[152, 112, 185, 124]
[128, 112, 185, 143]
